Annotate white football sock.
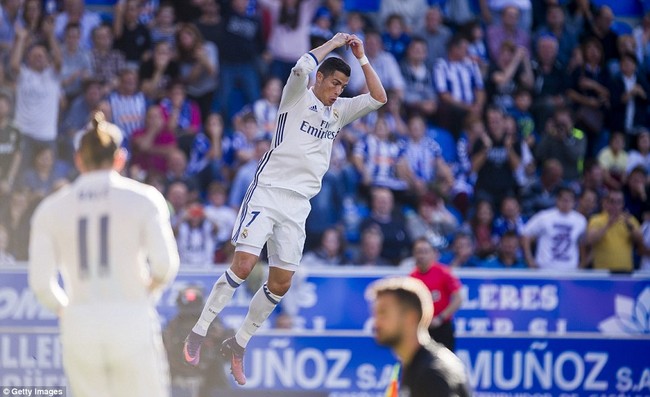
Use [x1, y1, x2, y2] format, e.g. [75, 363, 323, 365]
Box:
[235, 283, 283, 348]
[192, 269, 244, 336]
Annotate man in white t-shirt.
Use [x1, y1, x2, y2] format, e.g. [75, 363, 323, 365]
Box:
[183, 32, 387, 386]
[10, 20, 62, 170]
[521, 186, 587, 270]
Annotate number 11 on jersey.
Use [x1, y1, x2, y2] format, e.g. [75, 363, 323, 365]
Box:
[78, 215, 110, 279]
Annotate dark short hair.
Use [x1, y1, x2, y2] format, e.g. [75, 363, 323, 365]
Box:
[557, 185, 576, 199]
[318, 57, 351, 78]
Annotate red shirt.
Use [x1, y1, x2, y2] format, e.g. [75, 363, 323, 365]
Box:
[410, 263, 462, 320]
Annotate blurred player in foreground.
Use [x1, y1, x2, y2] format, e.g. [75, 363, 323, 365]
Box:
[29, 112, 179, 397]
[366, 277, 471, 397]
[183, 32, 387, 385]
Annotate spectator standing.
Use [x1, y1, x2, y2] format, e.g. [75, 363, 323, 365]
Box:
[409, 238, 463, 352]
[521, 186, 587, 270]
[215, 0, 264, 122]
[10, 20, 62, 171]
[260, 0, 320, 83]
[434, 35, 485, 136]
[175, 23, 218, 121]
[587, 189, 643, 272]
[113, 0, 152, 65]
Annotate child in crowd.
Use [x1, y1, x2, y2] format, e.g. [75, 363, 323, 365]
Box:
[381, 14, 411, 62]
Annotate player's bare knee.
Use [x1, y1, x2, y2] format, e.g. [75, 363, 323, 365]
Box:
[230, 252, 259, 280]
[266, 277, 292, 296]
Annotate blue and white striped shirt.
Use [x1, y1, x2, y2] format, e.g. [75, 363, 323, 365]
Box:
[433, 57, 484, 104]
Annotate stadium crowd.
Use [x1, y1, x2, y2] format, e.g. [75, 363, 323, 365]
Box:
[1, 0, 650, 272]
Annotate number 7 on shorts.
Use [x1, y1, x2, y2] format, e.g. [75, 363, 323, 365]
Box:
[245, 211, 261, 227]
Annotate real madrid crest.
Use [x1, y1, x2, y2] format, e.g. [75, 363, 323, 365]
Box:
[241, 229, 248, 238]
[333, 109, 339, 119]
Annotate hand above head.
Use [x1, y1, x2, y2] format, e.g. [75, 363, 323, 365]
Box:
[330, 32, 350, 49]
[346, 35, 365, 59]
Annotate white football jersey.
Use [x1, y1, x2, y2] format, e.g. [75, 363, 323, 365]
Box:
[29, 170, 179, 313]
[255, 53, 384, 199]
[522, 208, 587, 270]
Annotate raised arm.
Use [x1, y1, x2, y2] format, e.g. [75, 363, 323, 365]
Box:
[346, 35, 388, 104]
[9, 24, 28, 75]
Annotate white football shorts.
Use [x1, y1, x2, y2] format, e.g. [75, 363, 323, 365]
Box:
[231, 186, 311, 269]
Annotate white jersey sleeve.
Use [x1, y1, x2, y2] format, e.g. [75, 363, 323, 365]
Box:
[142, 186, 180, 290]
[29, 199, 70, 315]
[337, 94, 385, 127]
[280, 53, 318, 108]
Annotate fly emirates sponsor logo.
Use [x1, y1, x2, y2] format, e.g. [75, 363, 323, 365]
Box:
[300, 120, 340, 140]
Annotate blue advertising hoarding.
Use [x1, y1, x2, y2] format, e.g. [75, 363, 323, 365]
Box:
[1, 267, 649, 395]
[2, 268, 649, 335]
[1, 330, 649, 396]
